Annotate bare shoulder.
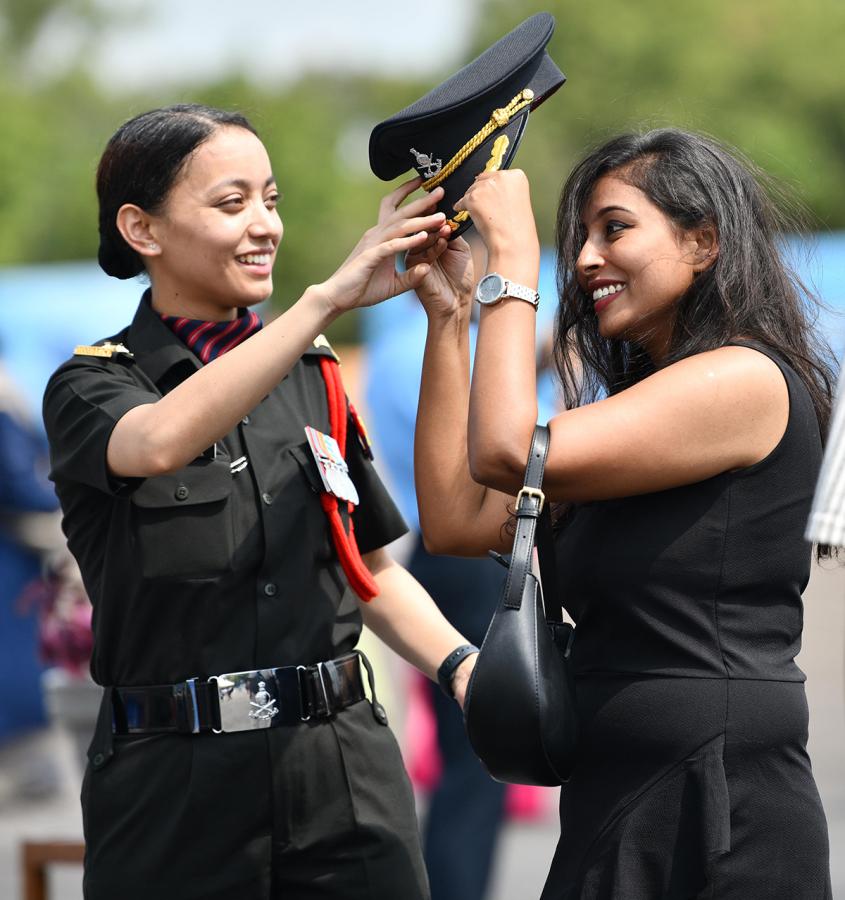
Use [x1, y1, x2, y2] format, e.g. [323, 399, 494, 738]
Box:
[653, 344, 787, 410]
[545, 344, 791, 500]
[681, 343, 784, 378]
[647, 344, 789, 468]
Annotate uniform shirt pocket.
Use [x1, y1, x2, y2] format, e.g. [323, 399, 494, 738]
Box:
[287, 443, 335, 559]
[130, 456, 234, 580]
[288, 443, 325, 495]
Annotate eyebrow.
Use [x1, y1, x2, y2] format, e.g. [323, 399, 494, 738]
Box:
[594, 205, 634, 217]
[208, 175, 277, 193]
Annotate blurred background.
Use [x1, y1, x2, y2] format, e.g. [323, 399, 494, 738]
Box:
[0, 1, 843, 898]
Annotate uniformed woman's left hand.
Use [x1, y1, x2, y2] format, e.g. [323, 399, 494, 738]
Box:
[317, 178, 452, 317]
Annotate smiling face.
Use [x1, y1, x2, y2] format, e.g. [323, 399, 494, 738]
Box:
[576, 174, 701, 362]
[145, 125, 283, 320]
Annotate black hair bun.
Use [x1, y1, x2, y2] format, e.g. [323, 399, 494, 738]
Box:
[97, 224, 143, 280]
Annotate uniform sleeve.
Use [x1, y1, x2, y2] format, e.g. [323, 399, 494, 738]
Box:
[346, 410, 408, 554]
[806, 362, 845, 546]
[42, 359, 160, 496]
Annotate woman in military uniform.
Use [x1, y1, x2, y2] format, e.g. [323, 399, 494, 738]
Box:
[42, 104, 477, 900]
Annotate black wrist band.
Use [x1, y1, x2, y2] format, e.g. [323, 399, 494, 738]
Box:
[437, 644, 479, 698]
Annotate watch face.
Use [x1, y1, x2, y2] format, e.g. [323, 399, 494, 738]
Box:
[476, 273, 505, 305]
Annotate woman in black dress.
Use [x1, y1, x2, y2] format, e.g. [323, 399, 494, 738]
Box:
[412, 128, 833, 898]
[42, 104, 480, 900]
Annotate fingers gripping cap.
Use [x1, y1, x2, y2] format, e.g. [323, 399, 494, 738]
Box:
[368, 13, 566, 238]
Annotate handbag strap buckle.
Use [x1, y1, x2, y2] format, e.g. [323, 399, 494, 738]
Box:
[515, 486, 545, 516]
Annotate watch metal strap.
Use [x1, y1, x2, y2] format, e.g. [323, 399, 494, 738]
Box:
[504, 280, 540, 308]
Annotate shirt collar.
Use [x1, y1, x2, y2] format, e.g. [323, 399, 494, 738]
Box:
[126, 290, 201, 389]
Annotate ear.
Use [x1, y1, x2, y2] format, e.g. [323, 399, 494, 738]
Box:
[690, 224, 718, 273]
[116, 204, 162, 260]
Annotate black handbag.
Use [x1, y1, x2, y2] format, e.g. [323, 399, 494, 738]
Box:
[463, 424, 578, 786]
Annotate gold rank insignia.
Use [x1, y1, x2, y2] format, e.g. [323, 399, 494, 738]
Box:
[313, 334, 340, 362]
[73, 341, 134, 359]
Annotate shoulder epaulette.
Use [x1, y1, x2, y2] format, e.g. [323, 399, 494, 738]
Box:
[309, 333, 340, 363]
[73, 341, 134, 359]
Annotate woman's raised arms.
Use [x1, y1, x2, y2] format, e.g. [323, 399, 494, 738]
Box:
[413, 169, 790, 556]
[417, 338, 789, 557]
[108, 178, 451, 479]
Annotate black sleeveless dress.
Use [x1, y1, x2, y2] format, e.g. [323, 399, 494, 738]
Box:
[542, 342, 832, 900]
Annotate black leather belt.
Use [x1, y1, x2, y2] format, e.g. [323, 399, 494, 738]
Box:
[112, 652, 380, 735]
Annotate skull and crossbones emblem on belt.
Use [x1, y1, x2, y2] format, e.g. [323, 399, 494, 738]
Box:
[249, 681, 279, 720]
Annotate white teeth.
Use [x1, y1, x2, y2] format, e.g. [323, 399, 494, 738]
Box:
[592, 283, 625, 301]
[239, 253, 270, 265]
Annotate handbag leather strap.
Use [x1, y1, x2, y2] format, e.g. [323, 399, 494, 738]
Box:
[536, 485, 562, 624]
[502, 425, 563, 624]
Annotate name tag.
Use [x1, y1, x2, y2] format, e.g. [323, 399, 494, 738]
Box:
[304, 426, 359, 505]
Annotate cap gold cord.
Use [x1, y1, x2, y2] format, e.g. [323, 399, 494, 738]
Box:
[421, 88, 534, 192]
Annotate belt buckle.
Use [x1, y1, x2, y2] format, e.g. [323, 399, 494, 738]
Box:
[315, 661, 331, 717]
[184, 677, 201, 734]
[296, 662, 332, 721]
[209, 669, 279, 733]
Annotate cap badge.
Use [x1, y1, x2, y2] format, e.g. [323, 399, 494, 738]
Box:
[409, 148, 442, 179]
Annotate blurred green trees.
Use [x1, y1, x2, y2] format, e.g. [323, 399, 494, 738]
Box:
[477, 0, 845, 241]
[1, 0, 843, 341]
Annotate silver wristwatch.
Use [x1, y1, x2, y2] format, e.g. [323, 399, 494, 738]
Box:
[474, 272, 540, 309]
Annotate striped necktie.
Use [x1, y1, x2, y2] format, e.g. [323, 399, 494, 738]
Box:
[160, 309, 263, 363]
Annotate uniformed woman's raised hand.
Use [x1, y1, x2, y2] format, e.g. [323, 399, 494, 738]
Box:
[316, 178, 452, 317]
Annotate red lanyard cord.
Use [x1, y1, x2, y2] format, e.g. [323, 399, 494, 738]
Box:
[317, 356, 379, 602]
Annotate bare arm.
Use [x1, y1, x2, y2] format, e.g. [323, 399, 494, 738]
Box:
[469, 343, 790, 502]
[108, 183, 447, 478]
[458, 170, 542, 492]
[109, 289, 336, 476]
[410, 230, 519, 556]
[458, 171, 791, 503]
[360, 548, 476, 707]
[540, 347, 789, 501]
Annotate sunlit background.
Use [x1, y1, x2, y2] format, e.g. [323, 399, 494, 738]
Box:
[1, 2, 843, 898]
[2, 0, 844, 381]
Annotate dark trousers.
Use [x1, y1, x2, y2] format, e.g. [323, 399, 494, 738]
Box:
[82, 698, 429, 900]
[408, 540, 507, 900]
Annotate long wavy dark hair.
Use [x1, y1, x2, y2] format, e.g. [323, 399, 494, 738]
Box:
[553, 128, 836, 441]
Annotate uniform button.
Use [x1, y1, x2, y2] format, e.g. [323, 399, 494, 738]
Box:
[242, 415, 250, 425]
[174, 484, 189, 501]
[264, 582, 277, 597]
[92, 753, 105, 767]
[261, 492, 273, 505]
